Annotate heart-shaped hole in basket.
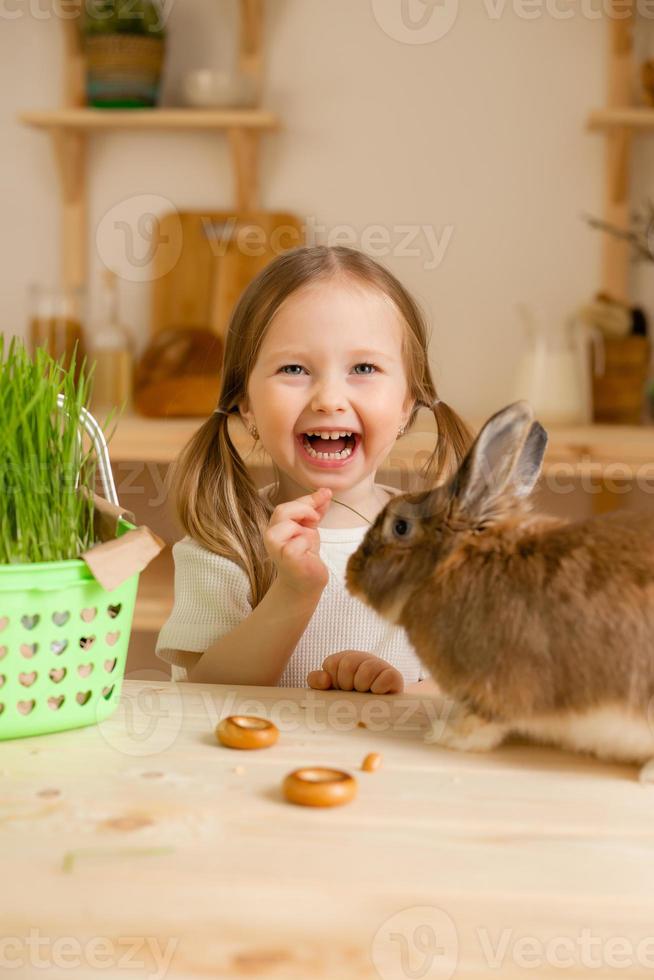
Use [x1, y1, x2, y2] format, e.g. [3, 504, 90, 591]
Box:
[0, 616, 9, 632]
[80, 607, 97, 623]
[21, 614, 40, 631]
[104, 658, 117, 674]
[47, 695, 64, 710]
[0, 674, 5, 688]
[49, 667, 66, 684]
[0, 646, 7, 661]
[50, 639, 68, 656]
[76, 690, 92, 706]
[106, 631, 120, 647]
[20, 643, 38, 659]
[107, 604, 122, 619]
[19, 671, 37, 687]
[79, 636, 96, 651]
[17, 700, 35, 715]
[102, 685, 115, 700]
[77, 663, 93, 678]
[52, 611, 70, 627]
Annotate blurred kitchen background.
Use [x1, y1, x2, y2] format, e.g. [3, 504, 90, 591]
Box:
[1, 0, 653, 675]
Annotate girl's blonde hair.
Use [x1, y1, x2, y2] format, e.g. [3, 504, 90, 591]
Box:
[169, 245, 473, 607]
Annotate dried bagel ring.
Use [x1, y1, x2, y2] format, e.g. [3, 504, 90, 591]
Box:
[215, 715, 279, 750]
[282, 767, 357, 807]
[361, 751, 382, 772]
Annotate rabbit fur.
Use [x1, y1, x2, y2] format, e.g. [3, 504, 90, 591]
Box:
[345, 401, 654, 773]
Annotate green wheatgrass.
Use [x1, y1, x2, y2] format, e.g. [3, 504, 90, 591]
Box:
[0, 336, 121, 565]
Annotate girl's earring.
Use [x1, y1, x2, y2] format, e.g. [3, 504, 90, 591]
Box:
[248, 423, 259, 440]
[397, 425, 405, 437]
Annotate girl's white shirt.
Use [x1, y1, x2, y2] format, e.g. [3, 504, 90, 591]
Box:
[155, 483, 426, 686]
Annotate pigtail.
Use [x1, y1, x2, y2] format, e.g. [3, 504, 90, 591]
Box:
[412, 396, 474, 491]
[168, 409, 275, 608]
[433, 398, 474, 479]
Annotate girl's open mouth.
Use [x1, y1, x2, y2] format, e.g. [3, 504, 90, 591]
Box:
[296, 432, 360, 468]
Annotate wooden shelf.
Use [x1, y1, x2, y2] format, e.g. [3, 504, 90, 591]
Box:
[107, 412, 654, 472]
[107, 414, 205, 464]
[587, 107, 654, 131]
[20, 107, 279, 132]
[20, 0, 270, 287]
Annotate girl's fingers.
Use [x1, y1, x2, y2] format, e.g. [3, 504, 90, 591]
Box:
[281, 535, 307, 558]
[318, 652, 404, 695]
[267, 489, 332, 528]
[265, 519, 317, 550]
[268, 504, 321, 530]
[317, 655, 342, 690]
[318, 651, 364, 690]
[370, 668, 404, 695]
[321, 652, 343, 673]
[352, 659, 383, 693]
[307, 669, 332, 690]
[306, 487, 331, 506]
[266, 520, 309, 545]
[335, 652, 370, 691]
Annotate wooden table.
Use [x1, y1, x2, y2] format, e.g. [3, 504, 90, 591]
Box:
[4, 679, 654, 978]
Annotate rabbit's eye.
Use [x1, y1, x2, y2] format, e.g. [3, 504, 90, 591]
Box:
[392, 518, 411, 539]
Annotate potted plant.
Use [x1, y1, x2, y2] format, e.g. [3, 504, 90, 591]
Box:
[81, 0, 167, 108]
[0, 337, 163, 740]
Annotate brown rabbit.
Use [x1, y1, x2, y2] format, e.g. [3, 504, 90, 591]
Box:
[346, 400, 654, 770]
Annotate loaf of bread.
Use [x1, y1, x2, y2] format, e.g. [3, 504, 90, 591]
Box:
[134, 328, 224, 418]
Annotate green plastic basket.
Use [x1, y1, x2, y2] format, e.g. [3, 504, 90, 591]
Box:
[0, 397, 140, 741]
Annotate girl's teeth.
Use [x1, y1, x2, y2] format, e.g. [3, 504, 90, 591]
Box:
[302, 435, 354, 459]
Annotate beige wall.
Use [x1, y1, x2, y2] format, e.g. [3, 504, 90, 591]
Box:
[0, 0, 615, 422]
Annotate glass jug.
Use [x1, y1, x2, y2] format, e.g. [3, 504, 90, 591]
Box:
[511, 304, 603, 426]
[27, 284, 87, 384]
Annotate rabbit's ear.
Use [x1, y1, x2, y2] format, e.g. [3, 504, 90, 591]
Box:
[512, 420, 548, 497]
[451, 401, 543, 522]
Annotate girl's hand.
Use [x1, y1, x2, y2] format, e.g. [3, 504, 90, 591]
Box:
[264, 487, 332, 598]
[307, 651, 405, 694]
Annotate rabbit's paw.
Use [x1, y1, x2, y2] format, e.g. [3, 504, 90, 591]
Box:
[425, 708, 507, 753]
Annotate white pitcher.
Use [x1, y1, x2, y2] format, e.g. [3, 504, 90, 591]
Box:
[511, 304, 603, 426]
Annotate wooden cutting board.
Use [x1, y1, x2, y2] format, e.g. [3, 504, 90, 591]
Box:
[150, 211, 304, 339]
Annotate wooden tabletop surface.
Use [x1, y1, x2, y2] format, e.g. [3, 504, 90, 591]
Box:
[4, 678, 654, 978]
[107, 413, 654, 477]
